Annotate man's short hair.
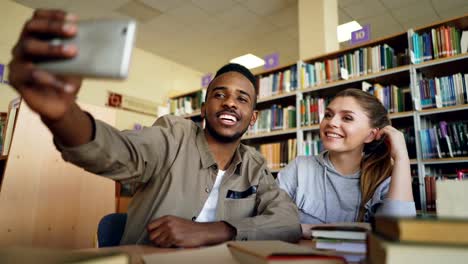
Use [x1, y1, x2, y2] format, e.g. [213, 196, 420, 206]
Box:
[206, 63, 257, 106]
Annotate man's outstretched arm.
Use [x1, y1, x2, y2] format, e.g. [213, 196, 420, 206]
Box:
[9, 9, 93, 147]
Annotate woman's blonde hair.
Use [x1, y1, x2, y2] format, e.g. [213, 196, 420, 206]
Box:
[333, 88, 392, 221]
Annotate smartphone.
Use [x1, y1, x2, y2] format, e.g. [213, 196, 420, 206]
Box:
[37, 19, 137, 79]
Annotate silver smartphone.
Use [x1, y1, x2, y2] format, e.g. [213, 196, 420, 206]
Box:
[37, 19, 137, 79]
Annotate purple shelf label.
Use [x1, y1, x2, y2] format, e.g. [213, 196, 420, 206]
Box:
[264, 53, 279, 70]
[351, 24, 370, 45]
[201, 73, 213, 88]
[0, 64, 4, 83]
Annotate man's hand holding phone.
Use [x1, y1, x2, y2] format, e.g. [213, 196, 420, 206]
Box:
[9, 9, 81, 122]
[9, 8, 136, 123]
[8, 9, 106, 148]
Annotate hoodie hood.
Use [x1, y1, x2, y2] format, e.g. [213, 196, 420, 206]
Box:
[315, 150, 361, 179]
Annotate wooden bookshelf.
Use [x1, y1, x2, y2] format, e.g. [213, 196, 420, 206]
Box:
[413, 52, 468, 70]
[168, 88, 205, 119]
[243, 128, 297, 140]
[180, 110, 201, 119]
[300, 65, 411, 94]
[389, 111, 414, 119]
[300, 124, 320, 132]
[422, 157, 468, 165]
[419, 104, 468, 116]
[257, 91, 297, 104]
[246, 14, 468, 213]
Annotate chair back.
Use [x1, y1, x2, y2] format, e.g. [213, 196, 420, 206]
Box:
[97, 213, 127, 247]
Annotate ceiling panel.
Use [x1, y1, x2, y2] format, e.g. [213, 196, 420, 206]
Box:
[391, 0, 436, 24]
[436, 5, 468, 20]
[380, 0, 422, 9]
[165, 3, 210, 26]
[189, 16, 232, 35]
[241, 0, 295, 16]
[358, 13, 403, 39]
[215, 5, 262, 29]
[344, 0, 387, 19]
[191, 0, 237, 14]
[338, 8, 353, 24]
[15, 0, 72, 9]
[265, 5, 298, 29]
[145, 13, 192, 37]
[401, 14, 444, 29]
[431, 0, 468, 12]
[338, 0, 362, 8]
[140, 0, 185, 12]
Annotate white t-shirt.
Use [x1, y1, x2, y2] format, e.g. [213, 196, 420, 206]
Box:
[196, 170, 226, 222]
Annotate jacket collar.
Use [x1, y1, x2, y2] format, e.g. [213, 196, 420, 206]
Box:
[196, 127, 243, 170]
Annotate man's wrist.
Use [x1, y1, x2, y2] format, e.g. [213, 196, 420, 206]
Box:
[203, 221, 236, 245]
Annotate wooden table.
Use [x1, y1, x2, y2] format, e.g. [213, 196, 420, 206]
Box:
[80, 239, 361, 264]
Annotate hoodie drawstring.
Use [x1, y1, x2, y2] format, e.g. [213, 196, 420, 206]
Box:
[322, 166, 327, 223]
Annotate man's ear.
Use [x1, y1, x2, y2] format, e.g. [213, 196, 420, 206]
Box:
[200, 102, 205, 119]
[364, 128, 378, 143]
[250, 110, 258, 126]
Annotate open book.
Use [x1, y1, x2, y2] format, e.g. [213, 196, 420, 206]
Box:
[143, 241, 346, 264]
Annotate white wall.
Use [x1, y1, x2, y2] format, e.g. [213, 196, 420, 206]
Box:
[0, 0, 202, 130]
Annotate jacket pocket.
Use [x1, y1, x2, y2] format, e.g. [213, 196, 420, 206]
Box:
[224, 196, 256, 220]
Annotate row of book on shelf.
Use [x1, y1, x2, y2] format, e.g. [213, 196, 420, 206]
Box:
[248, 82, 414, 138]
[168, 89, 206, 116]
[300, 44, 408, 89]
[256, 69, 466, 131]
[418, 72, 468, 109]
[0, 97, 20, 156]
[255, 139, 297, 172]
[300, 83, 413, 129]
[257, 64, 298, 98]
[409, 25, 466, 64]
[419, 120, 468, 159]
[247, 104, 296, 135]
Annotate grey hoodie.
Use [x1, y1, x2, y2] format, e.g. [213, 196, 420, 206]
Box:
[277, 151, 416, 223]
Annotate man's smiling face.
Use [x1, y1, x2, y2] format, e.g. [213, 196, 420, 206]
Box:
[202, 71, 257, 143]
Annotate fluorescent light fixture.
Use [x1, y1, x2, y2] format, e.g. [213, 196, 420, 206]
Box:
[337, 21, 362, 42]
[230, 53, 265, 69]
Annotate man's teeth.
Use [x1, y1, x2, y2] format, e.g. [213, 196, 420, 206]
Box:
[220, 114, 237, 122]
[326, 132, 342, 138]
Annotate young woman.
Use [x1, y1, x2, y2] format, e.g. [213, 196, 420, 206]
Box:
[277, 88, 416, 237]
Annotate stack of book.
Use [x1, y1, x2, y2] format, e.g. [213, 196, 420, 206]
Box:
[369, 215, 468, 264]
[310, 224, 370, 263]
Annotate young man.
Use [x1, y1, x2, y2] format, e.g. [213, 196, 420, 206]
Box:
[8, 9, 301, 247]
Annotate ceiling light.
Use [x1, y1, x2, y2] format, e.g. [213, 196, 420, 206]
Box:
[337, 21, 362, 43]
[230, 54, 265, 69]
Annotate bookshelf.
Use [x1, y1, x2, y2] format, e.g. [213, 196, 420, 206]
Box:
[166, 15, 466, 212]
[168, 88, 206, 119]
[241, 14, 467, 213]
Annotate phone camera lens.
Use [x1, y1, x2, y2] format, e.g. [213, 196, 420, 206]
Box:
[122, 27, 127, 35]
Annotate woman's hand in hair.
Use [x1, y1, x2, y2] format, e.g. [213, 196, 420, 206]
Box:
[375, 125, 409, 162]
[379, 126, 414, 202]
